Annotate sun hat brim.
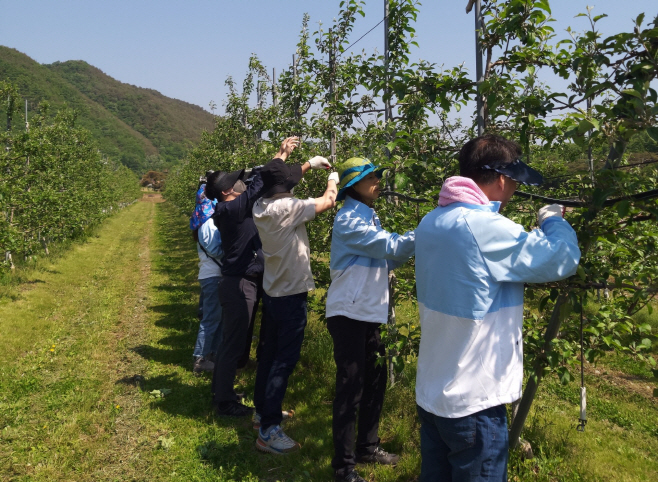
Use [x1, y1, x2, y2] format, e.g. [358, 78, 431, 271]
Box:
[481, 159, 543, 186]
[336, 165, 386, 201]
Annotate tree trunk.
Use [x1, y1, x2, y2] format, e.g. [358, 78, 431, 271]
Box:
[509, 293, 568, 449]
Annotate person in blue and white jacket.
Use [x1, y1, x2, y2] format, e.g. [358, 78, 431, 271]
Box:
[326, 157, 415, 482]
[415, 134, 581, 481]
[190, 179, 223, 375]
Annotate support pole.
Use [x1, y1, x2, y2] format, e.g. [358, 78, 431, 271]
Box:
[587, 97, 594, 182]
[6, 95, 11, 132]
[474, 0, 485, 136]
[329, 29, 336, 164]
[293, 54, 300, 134]
[384, 0, 391, 125]
[272, 67, 277, 107]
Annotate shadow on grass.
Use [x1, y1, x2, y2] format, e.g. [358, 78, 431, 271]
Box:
[144, 202, 423, 481]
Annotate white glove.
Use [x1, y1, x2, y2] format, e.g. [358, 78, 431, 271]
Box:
[538, 204, 564, 227]
[328, 172, 340, 184]
[308, 156, 331, 170]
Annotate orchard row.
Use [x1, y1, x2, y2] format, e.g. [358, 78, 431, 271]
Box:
[1, 81, 141, 269]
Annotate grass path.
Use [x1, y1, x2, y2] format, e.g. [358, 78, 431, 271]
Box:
[0, 195, 158, 480]
[1, 196, 657, 481]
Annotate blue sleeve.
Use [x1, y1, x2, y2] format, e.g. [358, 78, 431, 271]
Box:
[198, 219, 222, 258]
[332, 211, 415, 264]
[387, 258, 406, 271]
[466, 212, 581, 283]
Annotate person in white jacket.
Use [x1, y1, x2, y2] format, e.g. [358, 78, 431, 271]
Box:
[190, 180, 223, 374]
[325, 157, 415, 482]
[414, 134, 581, 481]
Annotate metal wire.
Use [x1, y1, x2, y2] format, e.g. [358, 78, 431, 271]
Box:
[338, 16, 387, 58]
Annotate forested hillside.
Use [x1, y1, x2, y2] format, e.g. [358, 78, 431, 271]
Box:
[0, 46, 215, 173]
[49, 60, 215, 165]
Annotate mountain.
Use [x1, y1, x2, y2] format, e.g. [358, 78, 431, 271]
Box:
[48, 60, 215, 166]
[0, 46, 215, 173]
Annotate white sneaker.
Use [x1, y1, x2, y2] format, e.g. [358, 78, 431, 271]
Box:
[256, 425, 300, 454]
[253, 410, 294, 430]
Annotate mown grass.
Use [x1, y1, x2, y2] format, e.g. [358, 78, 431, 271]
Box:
[0, 198, 157, 480]
[1, 198, 657, 481]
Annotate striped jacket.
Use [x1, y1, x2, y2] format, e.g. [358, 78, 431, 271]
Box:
[326, 196, 415, 323]
[415, 201, 580, 418]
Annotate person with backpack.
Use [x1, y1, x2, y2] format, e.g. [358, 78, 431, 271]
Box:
[206, 137, 299, 417]
[190, 173, 223, 374]
[325, 158, 415, 482]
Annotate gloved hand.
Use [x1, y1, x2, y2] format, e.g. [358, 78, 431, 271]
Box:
[328, 172, 340, 184]
[308, 156, 332, 170]
[538, 204, 565, 227]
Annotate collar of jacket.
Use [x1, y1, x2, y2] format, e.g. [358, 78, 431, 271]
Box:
[343, 195, 376, 218]
[441, 200, 502, 213]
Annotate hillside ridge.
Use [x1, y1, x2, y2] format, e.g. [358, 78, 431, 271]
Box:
[0, 46, 215, 173]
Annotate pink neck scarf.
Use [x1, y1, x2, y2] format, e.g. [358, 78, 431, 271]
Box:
[438, 176, 489, 206]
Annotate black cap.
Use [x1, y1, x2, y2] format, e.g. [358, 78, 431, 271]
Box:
[205, 169, 245, 200]
[260, 159, 303, 198]
[481, 159, 543, 186]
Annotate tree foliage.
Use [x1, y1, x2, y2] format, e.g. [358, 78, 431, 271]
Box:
[165, 1, 658, 387]
[0, 81, 141, 268]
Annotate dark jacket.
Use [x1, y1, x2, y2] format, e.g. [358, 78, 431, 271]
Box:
[212, 169, 265, 277]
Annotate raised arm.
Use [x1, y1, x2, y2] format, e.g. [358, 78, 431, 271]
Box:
[333, 211, 415, 262]
[314, 172, 339, 214]
[467, 211, 580, 283]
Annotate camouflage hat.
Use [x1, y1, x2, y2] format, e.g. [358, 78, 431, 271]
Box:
[336, 157, 386, 201]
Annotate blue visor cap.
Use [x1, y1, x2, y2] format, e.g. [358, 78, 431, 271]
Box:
[336, 162, 386, 201]
[481, 158, 543, 186]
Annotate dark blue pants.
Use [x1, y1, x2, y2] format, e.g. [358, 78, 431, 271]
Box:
[417, 404, 508, 482]
[254, 291, 308, 430]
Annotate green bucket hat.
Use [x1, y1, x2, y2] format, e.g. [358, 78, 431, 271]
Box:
[336, 157, 386, 201]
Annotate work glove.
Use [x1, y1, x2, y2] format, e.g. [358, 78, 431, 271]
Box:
[308, 156, 332, 169]
[328, 172, 340, 184]
[537, 204, 565, 227]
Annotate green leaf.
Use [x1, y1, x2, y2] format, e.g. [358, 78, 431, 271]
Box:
[647, 127, 658, 143]
[577, 119, 595, 134]
[616, 200, 630, 218]
[536, 0, 551, 14]
[636, 13, 645, 26]
[558, 366, 573, 384]
[622, 89, 643, 99]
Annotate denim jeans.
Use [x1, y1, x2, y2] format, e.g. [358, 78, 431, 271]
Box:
[194, 276, 223, 358]
[417, 404, 508, 482]
[254, 291, 308, 430]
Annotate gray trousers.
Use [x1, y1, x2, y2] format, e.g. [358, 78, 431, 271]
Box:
[211, 275, 261, 404]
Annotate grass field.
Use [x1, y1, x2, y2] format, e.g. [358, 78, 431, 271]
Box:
[1, 196, 656, 481]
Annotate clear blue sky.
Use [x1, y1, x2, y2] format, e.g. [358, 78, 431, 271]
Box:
[1, 1, 656, 114]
